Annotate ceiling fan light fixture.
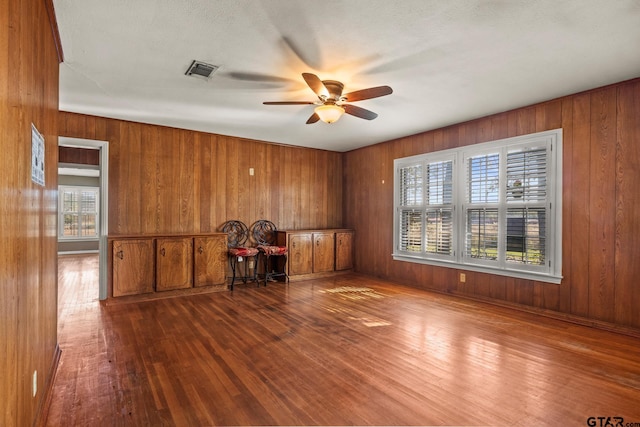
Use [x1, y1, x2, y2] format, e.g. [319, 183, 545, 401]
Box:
[264, 73, 391, 124]
[314, 104, 345, 124]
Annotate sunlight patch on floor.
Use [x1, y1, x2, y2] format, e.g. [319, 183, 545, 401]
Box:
[355, 318, 393, 327]
[324, 305, 392, 327]
[320, 286, 385, 300]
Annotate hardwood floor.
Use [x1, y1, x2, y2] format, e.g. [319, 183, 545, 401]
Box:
[47, 255, 640, 426]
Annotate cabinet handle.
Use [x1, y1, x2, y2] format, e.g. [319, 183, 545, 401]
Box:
[116, 250, 124, 260]
[160, 247, 166, 256]
[198, 246, 204, 254]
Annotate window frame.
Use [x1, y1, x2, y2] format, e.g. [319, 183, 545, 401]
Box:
[58, 185, 100, 241]
[397, 152, 457, 262]
[393, 129, 562, 284]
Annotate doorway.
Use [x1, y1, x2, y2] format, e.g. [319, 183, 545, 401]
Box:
[58, 137, 109, 300]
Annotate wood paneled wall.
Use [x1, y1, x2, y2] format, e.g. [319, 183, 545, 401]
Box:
[0, 0, 60, 425]
[59, 79, 640, 333]
[58, 146, 99, 165]
[343, 78, 640, 331]
[58, 113, 343, 236]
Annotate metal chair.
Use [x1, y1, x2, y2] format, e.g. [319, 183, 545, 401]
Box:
[250, 220, 289, 285]
[220, 220, 259, 290]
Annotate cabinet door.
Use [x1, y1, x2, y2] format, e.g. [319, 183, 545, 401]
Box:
[335, 231, 354, 271]
[156, 238, 193, 291]
[288, 233, 313, 276]
[313, 232, 335, 273]
[112, 239, 154, 297]
[194, 235, 226, 287]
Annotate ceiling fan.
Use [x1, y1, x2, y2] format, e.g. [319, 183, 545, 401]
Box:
[263, 73, 393, 124]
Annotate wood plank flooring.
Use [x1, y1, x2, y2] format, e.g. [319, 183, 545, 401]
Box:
[47, 254, 640, 426]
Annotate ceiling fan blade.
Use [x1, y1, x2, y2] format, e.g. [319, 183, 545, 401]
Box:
[306, 113, 320, 124]
[343, 104, 378, 120]
[302, 73, 329, 98]
[227, 71, 295, 84]
[263, 101, 315, 105]
[343, 86, 393, 102]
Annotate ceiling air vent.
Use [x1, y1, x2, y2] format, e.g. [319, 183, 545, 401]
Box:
[185, 60, 219, 80]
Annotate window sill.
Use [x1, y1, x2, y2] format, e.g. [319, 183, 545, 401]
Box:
[392, 253, 562, 284]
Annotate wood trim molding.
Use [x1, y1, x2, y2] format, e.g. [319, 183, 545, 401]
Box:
[376, 275, 640, 340]
[34, 344, 62, 427]
[44, 0, 64, 63]
[444, 286, 640, 340]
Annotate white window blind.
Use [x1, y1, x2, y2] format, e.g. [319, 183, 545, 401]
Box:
[398, 164, 424, 252]
[400, 210, 423, 252]
[400, 164, 423, 206]
[465, 208, 499, 260]
[503, 146, 548, 267]
[505, 207, 546, 266]
[467, 154, 499, 204]
[425, 161, 453, 256]
[506, 148, 547, 202]
[464, 153, 499, 262]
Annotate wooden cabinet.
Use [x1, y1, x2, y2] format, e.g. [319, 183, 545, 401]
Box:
[194, 235, 226, 287]
[278, 229, 354, 279]
[109, 233, 226, 299]
[313, 232, 335, 273]
[156, 238, 193, 291]
[112, 239, 154, 297]
[335, 231, 354, 271]
[288, 233, 313, 275]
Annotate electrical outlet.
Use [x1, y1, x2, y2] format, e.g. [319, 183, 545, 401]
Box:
[248, 260, 254, 269]
[249, 167, 254, 176]
[32, 370, 37, 397]
[460, 273, 466, 283]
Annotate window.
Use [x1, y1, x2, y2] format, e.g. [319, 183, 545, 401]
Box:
[398, 156, 455, 260]
[59, 186, 99, 239]
[393, 129, 562, 284]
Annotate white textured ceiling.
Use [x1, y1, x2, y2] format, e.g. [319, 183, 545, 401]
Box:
[54, 0, 640, 152]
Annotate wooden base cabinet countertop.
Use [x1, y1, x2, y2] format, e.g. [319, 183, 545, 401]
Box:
[276, 229, 354, 280]
[108, 233, 227, 299]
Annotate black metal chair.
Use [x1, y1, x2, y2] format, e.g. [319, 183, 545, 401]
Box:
[220, 220, 259, 290]
[250, 220, 289, 285]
